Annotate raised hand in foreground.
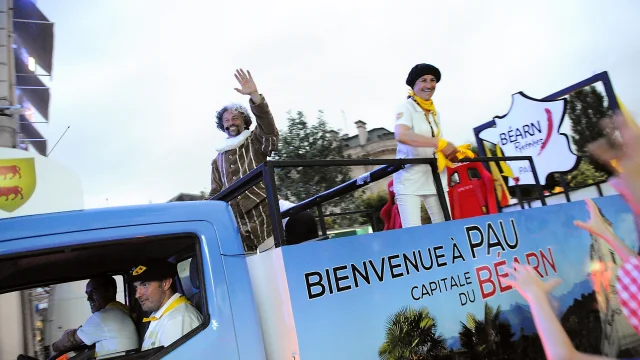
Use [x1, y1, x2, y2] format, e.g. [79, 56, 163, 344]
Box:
[588, 111, 640, 215]
[573, 198, 637, 262]
[502, 263, 617, 360]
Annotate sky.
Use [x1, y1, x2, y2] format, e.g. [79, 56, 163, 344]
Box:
[31, 0, 640, 209]
[282, 195, 638, 359]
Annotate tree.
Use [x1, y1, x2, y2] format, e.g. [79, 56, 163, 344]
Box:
[271, 110, 356, 228]
[458, 303, 515, 360]
[378, 306, 449, 360]
[566, 158, 608, 188]
[568, 86, 610, 155]
[475, 141, 496, 157]
[512, 329, 545, 360]
[560, 291, 603, 355]
[354, 190, 388, 231]
[567, 85, 613, 176]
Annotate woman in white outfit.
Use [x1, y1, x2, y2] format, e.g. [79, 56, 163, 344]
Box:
[393, 63, 458, 228]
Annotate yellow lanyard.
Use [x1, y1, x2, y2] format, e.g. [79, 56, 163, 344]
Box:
[408, 92, 441, 138]
[143, 295, 190, 322]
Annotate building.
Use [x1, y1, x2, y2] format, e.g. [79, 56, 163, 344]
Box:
[0, 0, 53, 155]
[341, 120, 397, 195]
[588, 205, 640, 357]
[169, 120, 399, 202]
[168, 192, 206, 202]
[0, 2, 54, 358]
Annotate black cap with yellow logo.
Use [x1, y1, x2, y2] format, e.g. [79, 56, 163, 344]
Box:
[129, 259, 177, 283]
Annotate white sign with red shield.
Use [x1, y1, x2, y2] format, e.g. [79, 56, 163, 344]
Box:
[478, 92, 578, 186]
[0, 147, 84, 218]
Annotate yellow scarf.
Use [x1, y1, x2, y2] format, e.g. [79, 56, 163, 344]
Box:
[407, 90, 475, 172]
[435, 139, 476, 172]
[409, 90, 440, 137]
[483, 143, 511, 206]
[143, 295, 191, 322]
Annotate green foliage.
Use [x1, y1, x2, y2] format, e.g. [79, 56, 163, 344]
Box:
[567, 85, 610, 155]
[567, 158, 608, 188]
[457, 303, 515, 360]
[469, 144, 479, 156]
[271, 110, 355, 228]
[354, 190, 388, 231]
[378, 306, 448, 360]
[566, 85, 614, 176]
[353, 188, 433, 229]
[421, 204, 432, 225]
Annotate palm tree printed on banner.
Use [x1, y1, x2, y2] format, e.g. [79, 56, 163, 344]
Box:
[458, 303, 515, 360]
[378, 305, 447, 360]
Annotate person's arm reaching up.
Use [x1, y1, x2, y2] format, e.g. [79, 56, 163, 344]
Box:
[574, 198, 637, 262]
[502, 263, 617, 360]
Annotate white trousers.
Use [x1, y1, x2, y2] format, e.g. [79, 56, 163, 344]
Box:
[396, 194, 449, 228]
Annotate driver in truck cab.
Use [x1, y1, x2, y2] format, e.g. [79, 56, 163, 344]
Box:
[130, 259, 203, 351]
[17, 276, 138, 360]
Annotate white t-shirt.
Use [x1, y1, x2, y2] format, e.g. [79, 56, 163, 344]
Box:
[75, 302, 139, 359]
[393, 98, 449, 196]
[141, 293, 203, 351]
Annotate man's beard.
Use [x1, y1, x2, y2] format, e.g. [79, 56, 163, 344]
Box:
[226, 125, 241, 137]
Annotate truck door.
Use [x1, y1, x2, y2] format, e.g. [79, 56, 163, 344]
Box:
[0, 214, 264, 360]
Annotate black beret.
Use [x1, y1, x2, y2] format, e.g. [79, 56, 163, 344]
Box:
[406, 63, 441, 88]
[129, 260, 177, 283]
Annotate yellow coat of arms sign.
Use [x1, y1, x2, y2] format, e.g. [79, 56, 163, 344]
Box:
[0, 157, 36, 213]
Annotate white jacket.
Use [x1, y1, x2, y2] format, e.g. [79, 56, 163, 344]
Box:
[392, 97, 449, 196]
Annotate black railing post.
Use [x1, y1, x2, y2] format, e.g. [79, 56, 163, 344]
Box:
[514, 186, 525, 210]
[528, 158, 547, 206]
[428, 161, 452, 221]
[263, 161, 286, 248]
[317, 205, 328, 236]
[370, 210, 379, 232]
[559, 174, 571, 202]
[486, 157, 505, 213]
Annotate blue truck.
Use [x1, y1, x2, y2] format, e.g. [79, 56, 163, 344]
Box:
[2, 148, 640, 359]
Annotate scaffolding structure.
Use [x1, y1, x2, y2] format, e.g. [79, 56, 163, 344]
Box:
[0, 2, 54, 358]
[0, 0, 53, 155]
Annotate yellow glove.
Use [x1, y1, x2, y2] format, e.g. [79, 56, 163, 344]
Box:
[436, 139, 477, 172]
[611, 159, 621, 173]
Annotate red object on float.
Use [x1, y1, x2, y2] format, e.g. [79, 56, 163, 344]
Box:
[380, 179, 403, 230]
[446, 162, 498, 220]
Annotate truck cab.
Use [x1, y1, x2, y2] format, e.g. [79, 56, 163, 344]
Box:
[1, 200, 266, 359]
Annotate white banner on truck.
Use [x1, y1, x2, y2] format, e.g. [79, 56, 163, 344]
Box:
[478, 92, 579, 186]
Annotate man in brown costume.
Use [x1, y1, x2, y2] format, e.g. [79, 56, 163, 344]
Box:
[207, 69, 279, 252]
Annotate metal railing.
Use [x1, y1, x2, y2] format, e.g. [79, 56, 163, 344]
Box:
[211, 156, 543, 248]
